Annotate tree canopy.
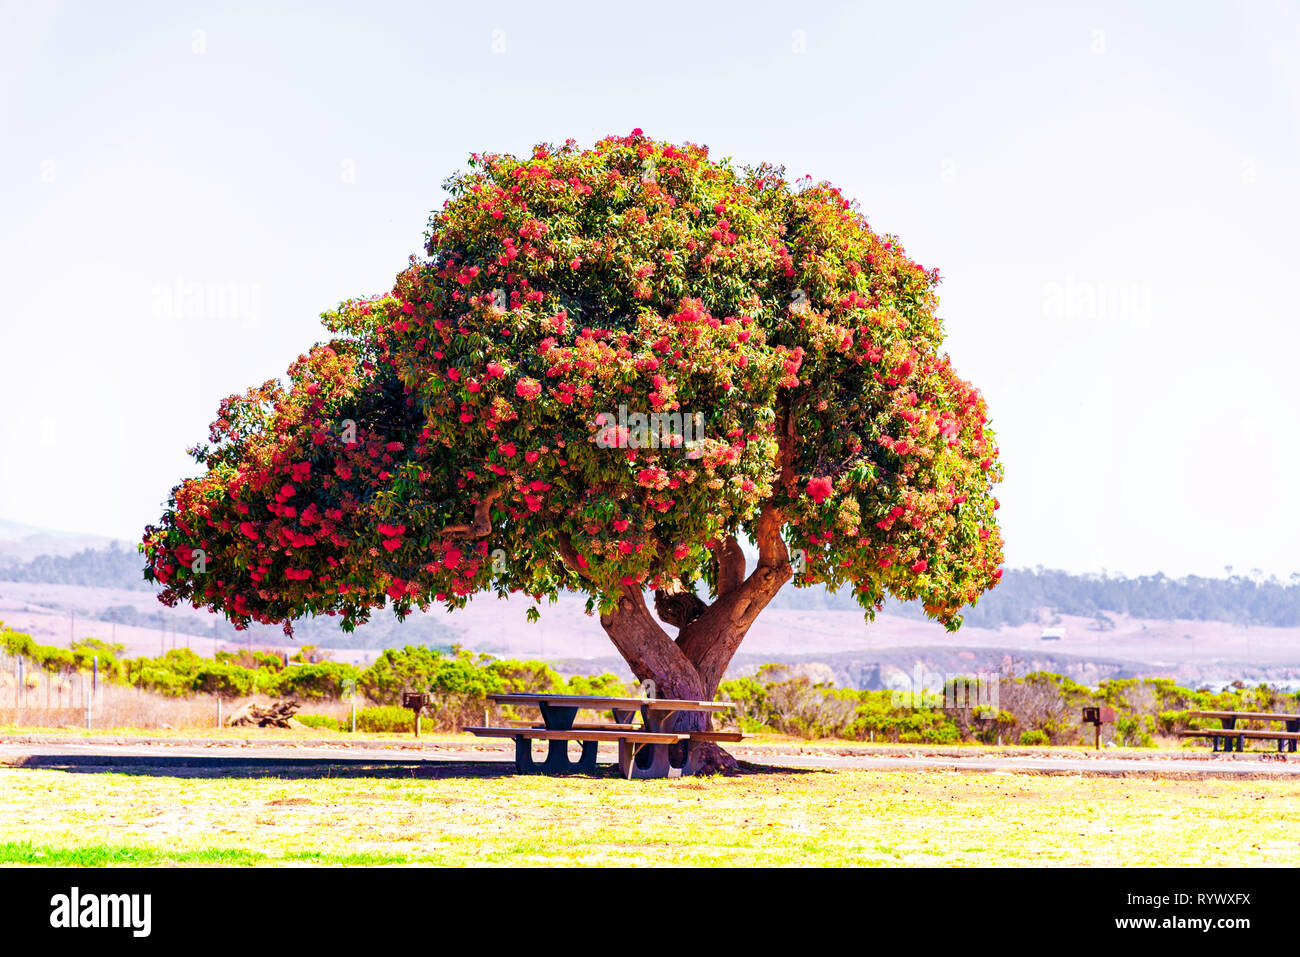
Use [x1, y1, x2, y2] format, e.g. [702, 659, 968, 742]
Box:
[143, 131, 1004, 649]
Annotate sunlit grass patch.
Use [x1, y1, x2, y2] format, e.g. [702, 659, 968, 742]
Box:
[1, 767, 1298, 866]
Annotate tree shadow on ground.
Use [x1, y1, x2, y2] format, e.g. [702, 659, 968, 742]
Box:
[2, 753, 828, 781]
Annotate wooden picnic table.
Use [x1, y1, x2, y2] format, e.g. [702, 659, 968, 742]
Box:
[465, 693, 739, 779]
[1181, 710, 1300, 753]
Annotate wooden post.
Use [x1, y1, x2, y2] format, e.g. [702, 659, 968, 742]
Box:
[351, 697, 356, 734]
[1094, 721, 1100, 750]
[217, 696, 222, 728]
[413, 709, 421, 738]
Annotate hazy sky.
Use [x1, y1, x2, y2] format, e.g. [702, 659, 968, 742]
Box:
[2, 0, 1297, 579]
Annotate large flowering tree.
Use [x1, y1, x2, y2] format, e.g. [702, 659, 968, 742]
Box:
[144, 131, 1004, 765]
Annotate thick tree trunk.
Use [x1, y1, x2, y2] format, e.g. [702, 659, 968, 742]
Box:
[593, 511, 794, 774]
[559, 441, 797, 775]
[598, 583, 708, 702]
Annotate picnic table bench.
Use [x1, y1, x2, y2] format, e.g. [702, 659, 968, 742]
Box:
[465, 693, 740, 779]
[1180, 710, 1300, 753]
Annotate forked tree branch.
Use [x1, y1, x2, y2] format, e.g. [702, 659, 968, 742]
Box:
[710, 535, 746, 598]
[439, 487, 504, 539]
[600, 582, 706, 700]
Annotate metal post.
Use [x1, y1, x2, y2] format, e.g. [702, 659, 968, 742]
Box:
[84, 674, 90, 730]
[351, 697, 356, 734]
[93, 656, 98, 693]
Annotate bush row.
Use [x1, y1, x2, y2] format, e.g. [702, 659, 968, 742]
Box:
[719, 665, 1300, 746]
[0, 624, 626, 729]
[4, 622, 1296, 744]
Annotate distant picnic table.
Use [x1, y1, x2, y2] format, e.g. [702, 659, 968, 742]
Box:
[465, 693, 740, 779]
[1181, 710, 1300, 753]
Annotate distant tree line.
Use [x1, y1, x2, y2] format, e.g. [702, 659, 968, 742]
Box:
[3, 545, 1298, 630]
[769, 567, 1300, 628]
[0, 542, 152, 591]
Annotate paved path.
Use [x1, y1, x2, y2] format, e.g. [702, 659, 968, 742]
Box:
[2, 739, 1298, 779]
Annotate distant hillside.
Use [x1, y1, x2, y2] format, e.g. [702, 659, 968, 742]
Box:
[0, 542, 149, 591]
[0, 519, 123, 565]
[4, 545, 1300, 632]
[90, 601, 459, 651]
[754, 568, 1300, 628]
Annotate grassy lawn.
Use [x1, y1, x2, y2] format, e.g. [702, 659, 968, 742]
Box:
[1, 764, 1298, 866]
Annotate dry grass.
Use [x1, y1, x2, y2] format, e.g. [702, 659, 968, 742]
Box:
[0, 667, 364, 731]
[1, 764, 1298, 866]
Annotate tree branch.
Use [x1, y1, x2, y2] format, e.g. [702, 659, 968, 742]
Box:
[439, 487, 503, 539]
[554, 530, 595, 582]
[777, 394, 804, 493]
[709, 536, 746, 597]
[677, 503, 792, 692]
[599, 583, 705, 700]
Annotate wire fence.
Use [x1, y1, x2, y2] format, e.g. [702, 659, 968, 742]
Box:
[0, 651, 356, 730]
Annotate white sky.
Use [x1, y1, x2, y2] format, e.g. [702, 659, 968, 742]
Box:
[1, 0, 1297, 579]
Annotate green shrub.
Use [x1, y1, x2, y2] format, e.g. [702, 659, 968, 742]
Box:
[215, 649, 287, 672]
[36, 647, 76, 673]
[1115, 714, 1156, 747]
[353, 705, 417, 734]
[0, 627, 36, 658]
[269, 662, 360, 700]
[71, 638, 123, 676]
[920, 723, 961, 744]
[1157, 709, 1187, 734]
[296, 714, 341, 731]
[191, 663, 258, 698]
[562, 673, 630, 698]
[1019, 730, 1050, 746]
[132, 665, 192, 697]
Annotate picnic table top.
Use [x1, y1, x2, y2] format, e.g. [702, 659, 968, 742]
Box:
[1187, 710, 1300, 722]
[487, 692, 734, 712]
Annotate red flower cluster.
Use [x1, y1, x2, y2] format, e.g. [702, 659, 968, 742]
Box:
[141, 131, 1003, 636]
